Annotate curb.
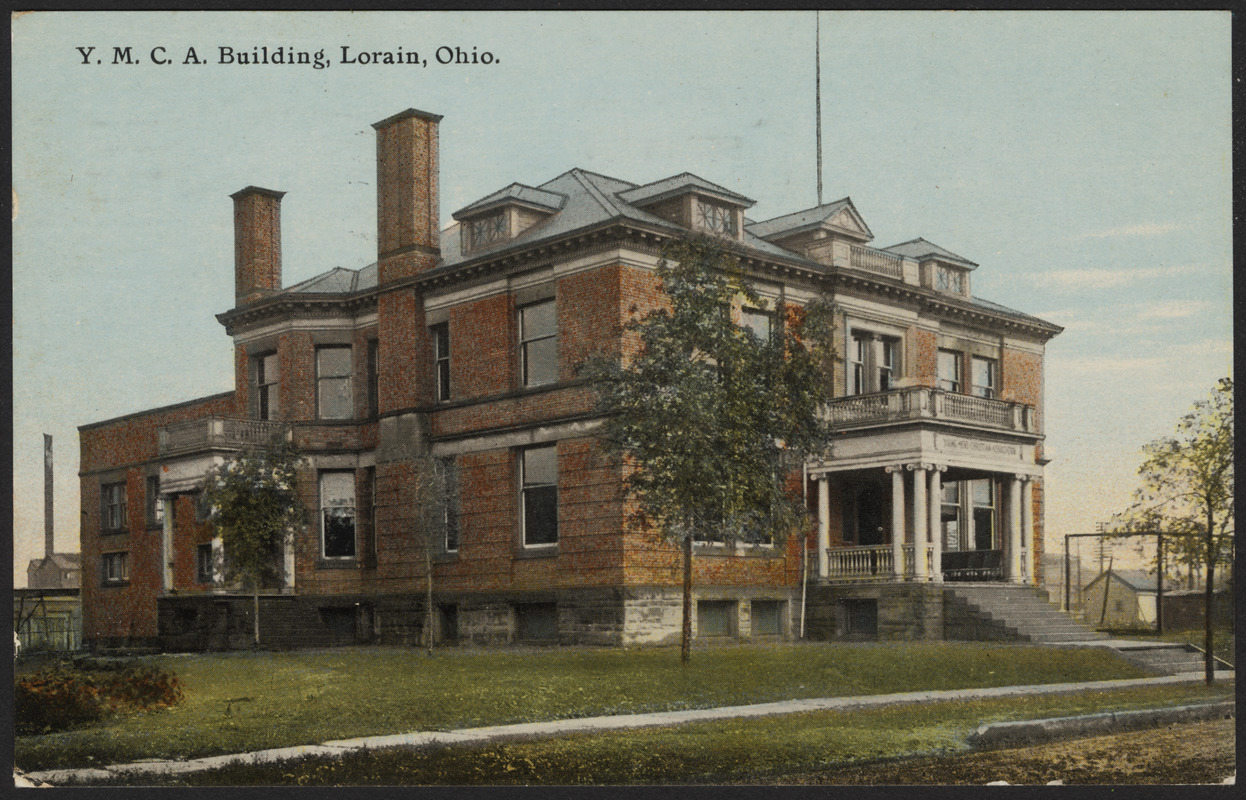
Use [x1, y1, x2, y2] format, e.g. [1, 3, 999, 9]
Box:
[966, 700, 1236, 749]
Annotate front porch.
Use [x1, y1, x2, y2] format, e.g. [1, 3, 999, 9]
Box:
[822, 545, 1006, 583]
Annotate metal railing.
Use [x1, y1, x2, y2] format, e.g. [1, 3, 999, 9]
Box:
[158, 417, 287, 457]
[848, 245, 904, 279]
[823, 387, 1035, 434]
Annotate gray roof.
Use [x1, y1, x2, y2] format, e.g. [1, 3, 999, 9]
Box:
[452, 182, 567, 219]
[746, 197, 873, 242]
[1090, 569, 1159, 593]
[882, 238, 978, 269]
[617, 172, 754, 209]
[269, 169, 1056, 334]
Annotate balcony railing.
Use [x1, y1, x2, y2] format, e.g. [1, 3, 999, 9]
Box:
[158, 417, 287, 457]
[848, 245, 904, 280]
[823, 387, 1035, 434]
[822, 545, 1000, 582]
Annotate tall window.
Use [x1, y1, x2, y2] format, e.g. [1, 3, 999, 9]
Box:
[101, 552, 129, 585]
[196, 544, 215, 584]
[438, 457, 460, 553]
[101, 481, 126, 533]
[256, 353, 280, 421]
[696, 199, 738, 236]
[320, 472, 357, 559]
[740, 307, 772, 342]
[971, 356, 997, 399]
[937, 350, 962, 393]
[972, 479, 995, 551]
[316, 346, 353, 420]
[431, 323, 451, 401]
[849, 333, 900, 395]
[941, 482, 962, 551]
[145, 476, 163, 529]
[519, 300, 557, 387]
[521, 445, 558, 547]
[366, 339, 380, 418]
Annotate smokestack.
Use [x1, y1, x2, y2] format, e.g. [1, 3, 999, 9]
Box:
[43, 434, 53, 557]
[372, 108, 442, 283]
[231, 186, 286, 305]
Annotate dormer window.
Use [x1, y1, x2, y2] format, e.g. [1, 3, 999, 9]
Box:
[697, 199, 739, 236]
[935, 265, 964, 294]
[468, 212, 507, 250]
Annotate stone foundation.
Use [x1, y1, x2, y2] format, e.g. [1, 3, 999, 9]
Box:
[803, 583, 945, 641]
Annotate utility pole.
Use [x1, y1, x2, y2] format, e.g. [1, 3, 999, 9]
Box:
[815, 11, 823, 207]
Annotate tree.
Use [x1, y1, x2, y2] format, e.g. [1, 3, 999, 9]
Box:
[1114, 377, 1233, 683]
[201, 439, 307, 647]
[587, 236, 834, 663]
[408, 454, 457, 654]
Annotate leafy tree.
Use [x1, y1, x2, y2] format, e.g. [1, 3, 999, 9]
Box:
[587, 237, 834, 663]
[201, 439, 307, 647]
[408, 454, 457, 654]
[1114, 377, 1233, 683]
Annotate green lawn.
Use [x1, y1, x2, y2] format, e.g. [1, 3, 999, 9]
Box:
[59, 683, 1234, 786]
[16, 641, 1160, 772]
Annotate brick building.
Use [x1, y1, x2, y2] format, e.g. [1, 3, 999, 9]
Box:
[79, 108, 1061, 650]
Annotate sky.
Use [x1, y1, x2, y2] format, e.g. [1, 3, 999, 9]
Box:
[11, 11, 1233, 587]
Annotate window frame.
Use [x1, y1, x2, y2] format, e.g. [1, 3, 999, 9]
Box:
[319, 471, 358, 560]
[101, 481, 127, 535]
[740, 307, 773, 343]
[145, 475, 163, 529]
[935, 264, 964, 294]
[519, 299, 558, 388]
[519, 445, 558, 549]
[971, 355, 997, 399]
[848, 331, 902, 395]
[937, 349, 963, 393]
[431, 322, 451, 402]
[315, 344, 355, 420]
[256, 351, 280, 421]
[467, 211, 508, 250]
[100, 551, 129, 585]
[366, 339, 380, 418]
[695, 198, 739, 237]
[196, 543, 215, 584]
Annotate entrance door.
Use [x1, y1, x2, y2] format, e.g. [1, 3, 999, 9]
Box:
[856, 483, 885, 546]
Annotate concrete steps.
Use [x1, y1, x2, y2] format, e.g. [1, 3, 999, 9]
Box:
[944, 584, 1110, 644]
[1112, 644, 1226, 676]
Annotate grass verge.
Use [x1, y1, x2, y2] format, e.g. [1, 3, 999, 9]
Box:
[59, 683, 1233, 786]
[17, 641, 1157, 772]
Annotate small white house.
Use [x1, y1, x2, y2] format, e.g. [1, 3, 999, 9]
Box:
[1081, 569, 1158, 630]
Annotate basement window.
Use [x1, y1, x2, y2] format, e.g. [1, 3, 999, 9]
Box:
[751, 600, 784, 636]
[697, 600, 736, 637]
[515, 603, 557, 642]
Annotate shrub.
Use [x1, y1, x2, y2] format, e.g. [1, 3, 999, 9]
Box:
[15, 661, 184, 735]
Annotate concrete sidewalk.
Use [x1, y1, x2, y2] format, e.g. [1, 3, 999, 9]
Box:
[20, 670, 1232, 786]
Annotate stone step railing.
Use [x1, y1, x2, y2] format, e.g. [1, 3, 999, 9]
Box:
[158, 417, 288, 457]
[823, 387, 1035, 434]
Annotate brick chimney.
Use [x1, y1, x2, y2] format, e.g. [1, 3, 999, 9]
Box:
[373, 108, 442, 283]
[231, 186, 286, 305]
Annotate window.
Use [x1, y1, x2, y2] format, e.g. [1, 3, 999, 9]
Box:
[697, 600, 735, 637]
[438, 457, 460, 553]
[468, 212, 507, 249]
[696, 199, 739, 236]
[740, 307, 772, 342]
[431, 323, 451, 401]
[751, 600, 783, 636]
[936, 265, 964, 293]
[316, 346, 353, 420]
[366, 339, 380, 418]
[196, 543, 215, 583]
[937, 349, 962, 393]
[101, 481, 127, 533]
[256, 352, 280, 420]
[941, 481, 962, 551]
[145, 475, 163, 528]
[519, 300, 557, 387]
[520, 445, 558, 547]
[320, 472, 357, 559]
[971, 356, 997, 399]
[101, 552, 129, 585]
[849, 332, 901, 395]
[972, 479, 996, 551]
[515, 602, 557, 641]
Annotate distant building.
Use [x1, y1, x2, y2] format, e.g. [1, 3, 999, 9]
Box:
[1081, 569, 1157, 630]
[78, 108, 1062, 651]
[27, 552, 80, 590]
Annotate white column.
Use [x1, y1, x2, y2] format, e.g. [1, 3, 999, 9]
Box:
[161, 496, 175, 592]
[284, 532, 296, 591]
[1020, 478, 1034, 585]
[887, 466, 905, 579]
[817, 476, 830, 579]
[929, 467, 944, 582]
[911, 465, 928, 580]
[1009, 476, 1023, 584]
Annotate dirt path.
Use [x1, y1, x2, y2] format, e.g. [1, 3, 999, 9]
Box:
[757, 719, 1235, 785]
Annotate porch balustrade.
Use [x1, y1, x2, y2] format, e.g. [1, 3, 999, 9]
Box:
[822, 544, 937, 582]
[158, 417, 288, 457]
[823, 387, 1035, 434]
